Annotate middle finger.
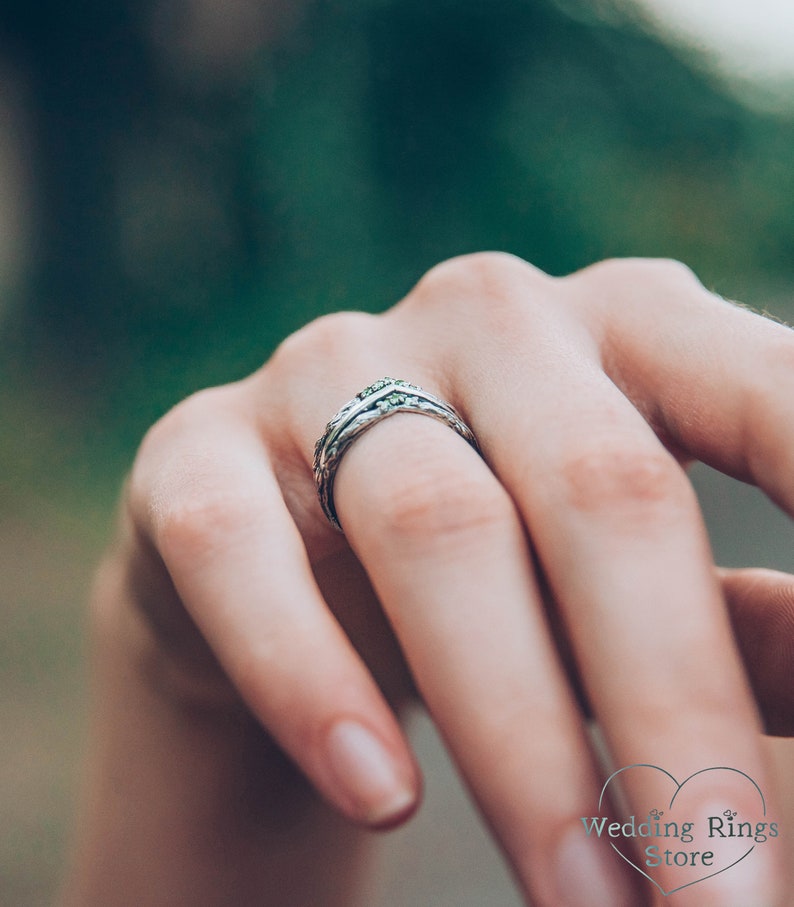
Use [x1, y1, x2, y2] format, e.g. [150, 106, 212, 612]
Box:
[446, 297, 784, 904]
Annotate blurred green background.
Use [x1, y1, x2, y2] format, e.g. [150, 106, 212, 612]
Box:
[1, 0, 794, 903]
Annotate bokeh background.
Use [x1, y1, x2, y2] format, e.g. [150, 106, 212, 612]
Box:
[1, 0, 794, 903]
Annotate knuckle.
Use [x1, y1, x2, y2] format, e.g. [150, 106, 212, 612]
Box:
[130, 391, 261, 564]
[269, 311, 378, 375]
[371, 461, 514, 544]
[557, 442, 691, 516]
[129, 389, 229, 518]
[573, 257, 707, 313]
[422, 250, 535, 286]
[584, 256, 702, 288]
[136, 386, 232, 463]
[155, 479, 256, 564]
[410, 251, 552, 317]
[647, 256, 702, 286]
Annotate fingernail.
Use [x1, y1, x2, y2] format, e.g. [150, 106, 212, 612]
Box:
[669, 800, 785, 907]
[325, 720, 415, 824]
[555, 825, 644, 907]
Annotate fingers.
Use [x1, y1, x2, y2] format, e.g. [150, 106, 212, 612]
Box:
[129, 387, 420, 828]
[567, 258, 794, 512]
[719, 567, 794, 735]
[378, 253, 788, 902]
[331, 413, 645, 907]
[462, 354, 786, 903]
[278, 255, 791, 904]
[476, 400, 781, 905]
[123, 252, 794, 904]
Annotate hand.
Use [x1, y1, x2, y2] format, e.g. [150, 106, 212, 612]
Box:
[109, 254, 794, 905]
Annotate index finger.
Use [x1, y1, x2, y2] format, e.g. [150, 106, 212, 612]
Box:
[571, 258, 794, 510]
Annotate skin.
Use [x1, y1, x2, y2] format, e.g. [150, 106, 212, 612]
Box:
[61, 254, 794, 906]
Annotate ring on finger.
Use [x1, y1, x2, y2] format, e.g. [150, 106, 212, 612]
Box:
[313, 377, 480, 531]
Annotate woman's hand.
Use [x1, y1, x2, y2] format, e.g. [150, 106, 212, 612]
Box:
[78, 254, 794, 906]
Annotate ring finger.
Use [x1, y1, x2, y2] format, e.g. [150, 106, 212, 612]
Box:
[324, 400, 644, 907]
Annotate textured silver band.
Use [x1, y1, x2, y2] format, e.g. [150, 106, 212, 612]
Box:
[313, 377, 479, 531]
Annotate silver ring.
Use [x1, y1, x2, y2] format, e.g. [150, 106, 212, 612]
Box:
[313, 377, 480, 531]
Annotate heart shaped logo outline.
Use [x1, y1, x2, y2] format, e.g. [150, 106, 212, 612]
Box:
[598, 764, 766, 897]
